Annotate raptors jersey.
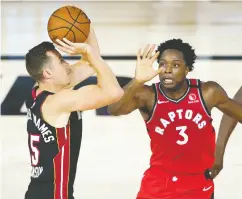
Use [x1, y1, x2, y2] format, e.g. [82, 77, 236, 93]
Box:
[25, 86, 82, 199]
[145, 79, 215, 174]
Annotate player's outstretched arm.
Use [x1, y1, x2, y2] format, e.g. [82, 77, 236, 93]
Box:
[207, 82, 242, 123]
[216, 86, 242, 151]
[107, 44, 162, 116]
[64, 26, 101, 87]
[107, 79, 150, 115]
[45, 39, 123, 113]
[211, 86, 242, 178]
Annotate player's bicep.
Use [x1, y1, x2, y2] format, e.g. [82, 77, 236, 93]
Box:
[124, 94, 145, 114]
[46, 85, 119, 113]
[233, 86, 242, 103]
[213, 83, 242, 122]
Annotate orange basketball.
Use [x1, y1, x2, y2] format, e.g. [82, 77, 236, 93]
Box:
[47, 5, 91, 44]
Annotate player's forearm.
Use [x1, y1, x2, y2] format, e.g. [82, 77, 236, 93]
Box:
[216, 86, 242, 155]
[91, 58, 123, 98]
[215, 115, 238, 158]
[107, 78, 142, 115]
[231, 87, 242, 123]
[85, 27, 100, 56]
[68, 61, 96, 87]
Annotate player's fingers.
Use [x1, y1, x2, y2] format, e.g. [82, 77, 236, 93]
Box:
[137, 48, 142, 60]
[210, 169, 215, 179]
[63, 38, 74, 46]
[210, 170, 218, 179]
[210, 167, 220, 179]
[142, 44, 151, 58]
[151, 51, 160, 63]
[147, 44, 156, 58]
[56, 39, 75, 51]
[54, 44, 74, 55]
[156, 66, 163, 75]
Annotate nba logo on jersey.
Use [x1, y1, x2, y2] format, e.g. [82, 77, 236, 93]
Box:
[188, 93, 199, 104]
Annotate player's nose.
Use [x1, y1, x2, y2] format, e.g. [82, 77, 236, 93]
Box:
[164, 65, 172, 74]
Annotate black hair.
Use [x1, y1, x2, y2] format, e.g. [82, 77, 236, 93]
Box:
[25, 41, 56, 81]
[156, 39, 197, 71]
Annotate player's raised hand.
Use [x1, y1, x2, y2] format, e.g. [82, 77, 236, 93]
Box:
[84, 25, 101, 57]
[55, 38, 93, 57]
[135, 44, 161, 84]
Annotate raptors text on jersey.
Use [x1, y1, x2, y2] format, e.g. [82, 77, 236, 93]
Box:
[145, 79, 215, 174]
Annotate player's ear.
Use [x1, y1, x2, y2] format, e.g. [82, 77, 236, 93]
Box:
[42, 66, 52, 79]
[185, 66, 189, 75]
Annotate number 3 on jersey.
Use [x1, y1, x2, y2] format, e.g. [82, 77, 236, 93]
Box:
[29, 134, 40, 166]
[176, 126, 188, 145]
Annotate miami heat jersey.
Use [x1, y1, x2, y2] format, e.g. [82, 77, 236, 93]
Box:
[145, 79, 215, 174]
[25, 86, 82, 199]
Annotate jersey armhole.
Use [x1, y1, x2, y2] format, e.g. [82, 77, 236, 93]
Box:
[146, 83, 158, 123]
[41, 94, 71, 128]
[197, 80, 211, 117]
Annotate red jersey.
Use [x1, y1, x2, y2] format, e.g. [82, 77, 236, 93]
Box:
[145, 78, 215, 174]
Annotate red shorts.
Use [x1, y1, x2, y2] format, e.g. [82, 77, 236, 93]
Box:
[136, 167, 214, 199]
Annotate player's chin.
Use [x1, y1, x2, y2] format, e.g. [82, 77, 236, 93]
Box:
[160, 81, 177, 89]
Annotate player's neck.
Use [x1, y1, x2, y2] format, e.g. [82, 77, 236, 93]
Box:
[161, 79, 189, 100]
[37, 82, 65, 93]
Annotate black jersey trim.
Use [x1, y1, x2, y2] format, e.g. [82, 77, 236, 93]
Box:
[146, 84, 158, 123]
[197, 80, 211, 117]
[158, 79, 191, 103]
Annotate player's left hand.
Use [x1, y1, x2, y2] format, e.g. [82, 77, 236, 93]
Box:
[210, 152, 224, 179]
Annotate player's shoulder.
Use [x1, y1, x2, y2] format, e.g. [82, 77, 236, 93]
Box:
[44, 87, 73, 104]
[200, 80, 225, 95]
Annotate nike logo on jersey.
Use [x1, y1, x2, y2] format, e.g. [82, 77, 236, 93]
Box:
[157, 100, 169, 104]
[203, 186, 212, 192]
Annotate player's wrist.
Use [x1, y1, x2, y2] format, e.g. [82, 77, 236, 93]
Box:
[133, 78, 145, 86]
[134, 77, 146, 85]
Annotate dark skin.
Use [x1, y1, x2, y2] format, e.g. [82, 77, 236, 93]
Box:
[107, 44, 242, 178]
[211, 86, 242, 179]
[108, 46, 242, 124]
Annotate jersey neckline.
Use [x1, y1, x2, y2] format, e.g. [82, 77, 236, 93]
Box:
[32, 85, 54, 100]
[158, 79, 191, 103]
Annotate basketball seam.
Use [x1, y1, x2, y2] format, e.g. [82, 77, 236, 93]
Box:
[48, 28, 76, 42]
[66, 7, 76, 21]
[64, 10, 82, 39]
[66, 7, 90, 25]
[48, 27, 70, 33]
[69, 29, 76, 43]
[50, 15, 88, 38]
[51, 15, 75, 28]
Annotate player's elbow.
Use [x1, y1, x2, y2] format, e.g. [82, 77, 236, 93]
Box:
[107, 104, 132, 116]
[106, 88, 124, 104]
[107, 106, 120, 116]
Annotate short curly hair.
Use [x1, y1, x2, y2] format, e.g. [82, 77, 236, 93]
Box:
[156, 39, 197, 71]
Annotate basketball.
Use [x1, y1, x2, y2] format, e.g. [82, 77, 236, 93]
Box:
[47, 5, 91, 44]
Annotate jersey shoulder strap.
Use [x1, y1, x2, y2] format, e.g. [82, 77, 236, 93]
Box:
[188, 78, 199, 88]
[30, 86, 54, 115]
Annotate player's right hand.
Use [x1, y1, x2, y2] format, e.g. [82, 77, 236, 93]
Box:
[55, 38, 93, 57]
[135, 44, 162, 84]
